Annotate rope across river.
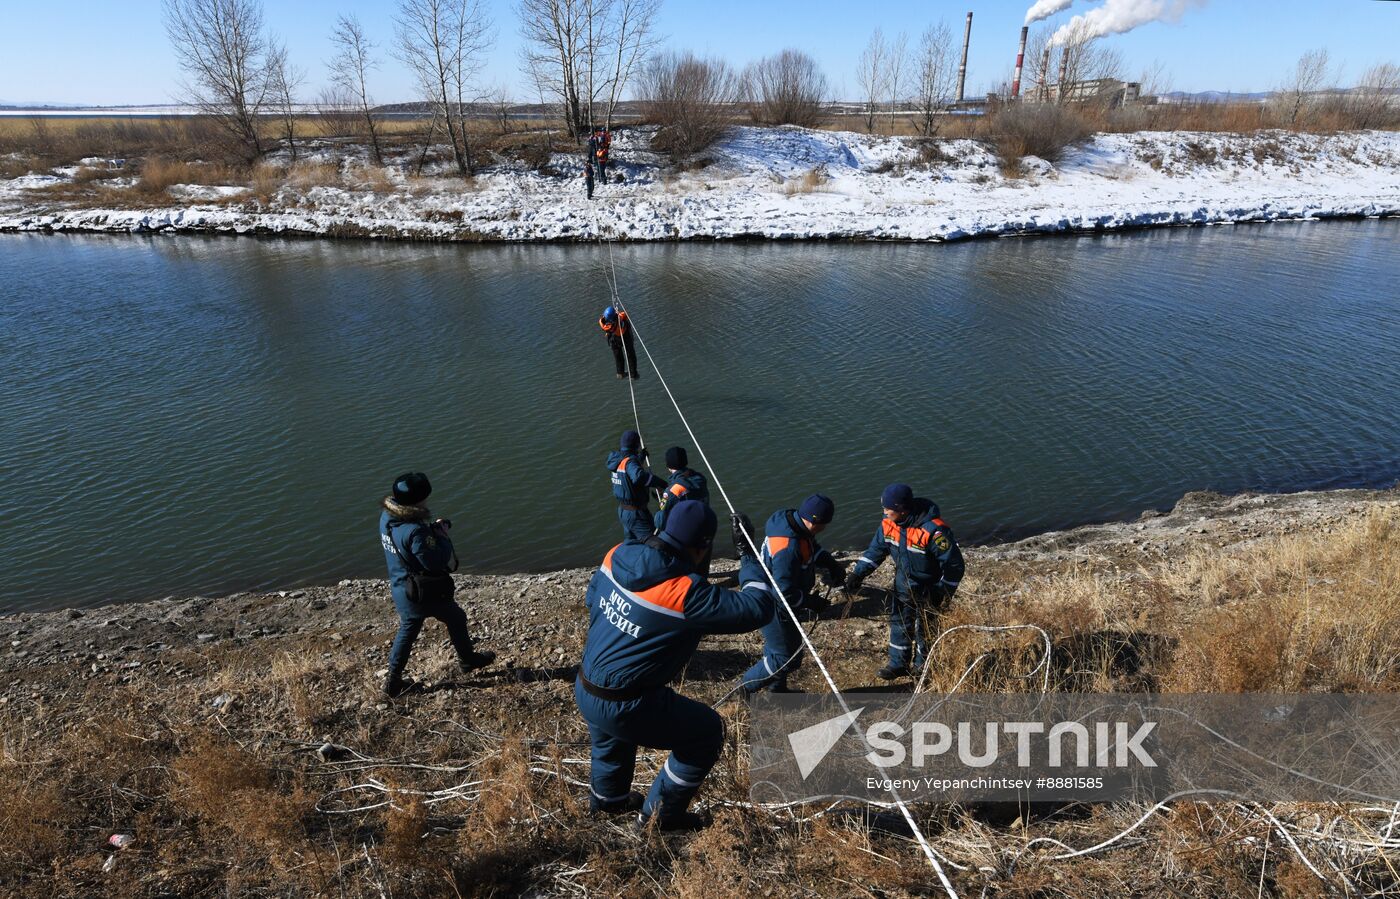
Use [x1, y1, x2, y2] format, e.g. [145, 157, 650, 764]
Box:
[587, 212, 962, 898]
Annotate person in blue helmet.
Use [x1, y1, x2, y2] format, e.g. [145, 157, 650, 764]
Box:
[737, 494, 846, 695]
[575, 500, 772, 830]
[598, 305, 639, 380]
[379, 472, 494, 698]
[653, 446, 710, 533]
[845, 483, 965, 681]
[607, 430, 666, 541]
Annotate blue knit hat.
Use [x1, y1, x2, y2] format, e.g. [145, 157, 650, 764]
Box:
[392, 472, 432, 505]
[620, 430, 641, 451]
[881, 483, 913, 513]
[797, 493, 835, 525]
[665, 446, 688, 469]
[659, 500, 718, 550]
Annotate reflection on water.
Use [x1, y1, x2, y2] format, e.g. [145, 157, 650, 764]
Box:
[1, 222, 1398, 610]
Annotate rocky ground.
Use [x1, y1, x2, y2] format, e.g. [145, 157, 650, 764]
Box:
[3, 485, 1398, 897]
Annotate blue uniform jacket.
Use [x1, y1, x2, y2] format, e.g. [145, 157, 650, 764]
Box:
[761, 509, 836, 612]
[582, 541, 772, 691]
[850, 499, 964, 597]
[607, 450, 665, 507]
[379, 507, 457, 604]
[655, 468, 710, 528]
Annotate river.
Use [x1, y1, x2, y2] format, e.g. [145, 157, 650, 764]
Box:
[2, 222, 1397, 611]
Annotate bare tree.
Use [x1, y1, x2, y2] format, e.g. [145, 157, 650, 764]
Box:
[1277, 48, 1332, 126]
[266, 39, 303, 161]
[315, 85, 357, 139]
[485, 84, 515, 133]
[395, 0, 493, 178]
[1052, 20, 1123, 105]
[599, 0, 661, 131]
[742, 50, 828, 127]
[856, 29, 886, 133]
[1351, 62, 1400, 129]
[886, 31, 909, 133]
[639, 50, 737, 160]
[519, 0, 588, 138]
[913, 21, 955, 136]
[328, 14, 384, 164]
[163, 0, 271, 161]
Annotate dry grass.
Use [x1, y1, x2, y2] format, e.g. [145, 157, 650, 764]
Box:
[0, 502, 1397, 896]
[781, 167, 826, 196]
[986, 104, 1095, 176]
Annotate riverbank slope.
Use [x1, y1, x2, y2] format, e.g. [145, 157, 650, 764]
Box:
[3, 126, 1399, 242]
[3, 485, 1399, 896]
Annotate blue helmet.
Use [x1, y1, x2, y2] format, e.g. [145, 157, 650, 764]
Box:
[603, 306, 617, 320]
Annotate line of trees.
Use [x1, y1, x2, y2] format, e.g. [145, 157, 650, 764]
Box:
[855, 24, 958, 136]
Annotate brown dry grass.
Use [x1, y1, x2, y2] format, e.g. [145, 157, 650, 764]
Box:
[781, 167, 826, 196]
[0, 502, 1397, 897]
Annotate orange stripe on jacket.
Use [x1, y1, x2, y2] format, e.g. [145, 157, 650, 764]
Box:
[616, 457, 631, 473]
[765, 535, 814, 564]
[635, 575, 692, 614]
[602, 544, 621, 571]
[668, 483, 688, 497]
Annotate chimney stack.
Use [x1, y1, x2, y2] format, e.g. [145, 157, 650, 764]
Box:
[1058, 45, 1071, 103]
[955, 12, 972, 104]
[1011, 26, 1029, 99]
[1038, 47, 1051, 102]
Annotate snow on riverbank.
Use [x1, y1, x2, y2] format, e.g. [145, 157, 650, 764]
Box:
[2, 126, 1399, 242]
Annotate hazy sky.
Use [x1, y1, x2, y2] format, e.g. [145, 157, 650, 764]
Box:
[2, 0, 1398, 106]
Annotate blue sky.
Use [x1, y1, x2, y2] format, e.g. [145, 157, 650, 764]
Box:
[1, 0, 1397, 105]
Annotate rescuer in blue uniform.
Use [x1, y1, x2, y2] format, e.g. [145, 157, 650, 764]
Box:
[608, 429, 666, 541]
[575, 501, 772, 830]
[379, 472, 495, 697]
[845, 483, 965, 681]
[653, 446, 710, 532]
[737, 494, 845, 695]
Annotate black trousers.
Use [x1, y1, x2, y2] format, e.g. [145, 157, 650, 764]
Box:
[608, 333, 639, 378]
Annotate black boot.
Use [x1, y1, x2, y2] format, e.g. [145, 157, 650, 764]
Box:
[590, 791, 644, 816]
[766, 681, 804, 694]
[459, 649, 496, 673]
[636, 809, 709, 832]
[876, 663, 909, 681]
[383, 673, 410, 698]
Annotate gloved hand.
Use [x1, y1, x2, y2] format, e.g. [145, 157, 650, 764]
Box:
[638, 447, 649, 464]
[730, 512, 756, 560]
[844, 570, 865, 594]
[805, 591, 831, 616]
[819, 556, 847, 588]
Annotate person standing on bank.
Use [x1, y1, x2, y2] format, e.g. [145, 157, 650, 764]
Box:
[844, 483, 964, 681]
[380, 472, 494, 698]
[583, 156, 595, 200]
[653, 446, 710, 532]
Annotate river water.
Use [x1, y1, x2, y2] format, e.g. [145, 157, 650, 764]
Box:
[3, 222, 1398, 611]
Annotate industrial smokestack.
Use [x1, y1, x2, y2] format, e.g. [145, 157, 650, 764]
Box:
[1038, 47, 1051, 101]
[1011, 25, 1029, 99]
[955, 12, 972, 104]
[1057, 45, 1070, 103]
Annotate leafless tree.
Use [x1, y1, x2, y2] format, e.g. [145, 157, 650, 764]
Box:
[639, 50, 737, 160]
[856, 29, 886, 133]
[912, 21, 955, 136]
[741, 49, 827, 127]
[1351, 62, 1400, 129]
[598, 0, 661, 130]
[519, 0, 659, 140]
[485, 84, 515, 133]
[315, 85, 358, 139]
[328, 14, 384, 164]
[1137, 59, 1172, 101]
[266, 39, 303, 161]
[1276, 48, 1332, 126]
[886, 31, 909, 133]
[163, 0, 271, 161]
[1052, 20, 1123, 105]
[395, 0, 493, 177]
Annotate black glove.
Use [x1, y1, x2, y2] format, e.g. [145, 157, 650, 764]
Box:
[844, 570, 865, 593]
[819, 556, 846, 588]
[638, 447, 649, 464]
[730, 512, 756, 560]
[805, 591, 831, 616]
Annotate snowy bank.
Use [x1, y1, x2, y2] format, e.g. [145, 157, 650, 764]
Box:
[2, 126, 1399, 242]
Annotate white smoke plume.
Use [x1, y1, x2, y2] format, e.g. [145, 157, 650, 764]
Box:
[1025, 0, 1075, 25]
[1049, 0, 1206, 45]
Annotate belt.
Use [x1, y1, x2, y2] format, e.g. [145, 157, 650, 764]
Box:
[578, 673, 649, 702]
[617, 502, 645, 512]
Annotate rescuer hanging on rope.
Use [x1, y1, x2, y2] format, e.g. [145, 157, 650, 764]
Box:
[845, 483, 965, 681]
[599, 305, 640, 380]
[378, 472, 494, 698]
[608, 429, 666, 541]
[575, 500, 772, 830]
[737, 494, 845, 695]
